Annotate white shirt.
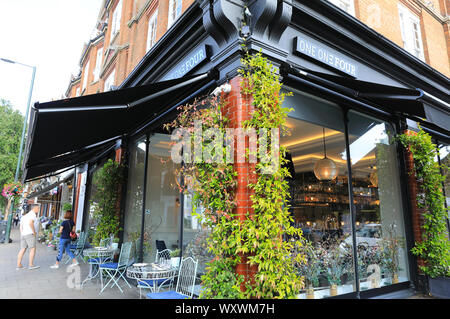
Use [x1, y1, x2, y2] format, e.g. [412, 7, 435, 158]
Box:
[21, 211, 38, 236]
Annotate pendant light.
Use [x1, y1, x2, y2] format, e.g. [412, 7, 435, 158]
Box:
[314, 128, 338, 181]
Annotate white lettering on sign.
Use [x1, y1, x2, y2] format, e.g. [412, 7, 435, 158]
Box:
[295, 37, 358, 77]
[166, 46, 207, 80]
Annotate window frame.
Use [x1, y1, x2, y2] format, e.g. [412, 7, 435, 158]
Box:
[328, 0, 356, 16]
[111, 0, 122, 38]
[93, 47, 103, 82]
[146, 9, 158, 52]
[104, 68, 116, 92]
[167, 0, 182, 28]
[82, 60, 90, 91]
[398, 4, 425, 61]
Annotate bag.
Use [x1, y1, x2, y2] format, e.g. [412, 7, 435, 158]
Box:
[69, 221, 77, 240]
[70, 231, 78, 240]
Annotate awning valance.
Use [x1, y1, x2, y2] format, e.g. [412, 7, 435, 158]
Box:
[23, 71, 217, 181]
[282, 66, 427, 118]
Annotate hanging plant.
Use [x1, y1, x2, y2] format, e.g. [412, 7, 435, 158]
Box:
[398, 128, 450, 278]
[2, 181, 22, 200]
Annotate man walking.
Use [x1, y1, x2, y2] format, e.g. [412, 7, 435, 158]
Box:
[16, 204, 40, 270]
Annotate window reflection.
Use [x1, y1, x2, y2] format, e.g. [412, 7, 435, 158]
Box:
[282, 96, 356, 298]
[348, 110, 409, 289]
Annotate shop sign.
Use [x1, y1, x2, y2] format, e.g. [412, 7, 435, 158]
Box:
[164, 45, 209, 80]
[293, 36, 358, 77]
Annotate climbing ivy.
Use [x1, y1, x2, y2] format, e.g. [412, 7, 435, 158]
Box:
[398, 128, 450, 278]
[238, 52, 305, 298]
[165, 52, 305, 298]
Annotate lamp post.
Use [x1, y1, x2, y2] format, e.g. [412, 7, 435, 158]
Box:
[0, 58, 36, 244]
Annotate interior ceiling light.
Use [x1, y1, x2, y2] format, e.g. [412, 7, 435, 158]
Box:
[314, 128, 338, 181]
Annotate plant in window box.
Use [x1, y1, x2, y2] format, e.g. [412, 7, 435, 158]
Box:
[323, 242, 346, 296]
[379, 223, 404, 284]
[296, 239, 323, 299]
[170, 248, 181, 268]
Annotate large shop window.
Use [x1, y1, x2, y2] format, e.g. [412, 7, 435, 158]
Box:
[347, 110, 410, 289]
[125, 133, 181, 263]
[283, 89, 409, 298]
[123, 136, 146, 251]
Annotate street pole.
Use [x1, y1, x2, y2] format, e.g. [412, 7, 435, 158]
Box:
[1, 58, 36, 244]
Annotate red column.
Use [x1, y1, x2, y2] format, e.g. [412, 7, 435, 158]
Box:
[403, 130, 425, 271]
[221, 76, 258, 289]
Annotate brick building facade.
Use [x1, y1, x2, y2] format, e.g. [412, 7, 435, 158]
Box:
[65, 0, 450, 98]
[24, 0, 450, 299]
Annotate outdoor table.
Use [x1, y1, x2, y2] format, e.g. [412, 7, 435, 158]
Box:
[127, 262, 178, 294]
[81, 247, 115, 287]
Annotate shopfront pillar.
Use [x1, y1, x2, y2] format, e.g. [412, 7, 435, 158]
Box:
[221, 76, 258, 289]
[403, 130, 426, 271]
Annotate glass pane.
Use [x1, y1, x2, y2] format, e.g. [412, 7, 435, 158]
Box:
[283, 91, 355, 299]
[347, 110, 409, 290]
[143, 133, 181, 262]
[123, 136, 146, 253]
[438, 144, 450, 222]
[182, 190, 212, 276]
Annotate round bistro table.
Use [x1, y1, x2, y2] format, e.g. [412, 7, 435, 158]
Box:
[81, 247, 115, 287]
[127, 263, 178, 298]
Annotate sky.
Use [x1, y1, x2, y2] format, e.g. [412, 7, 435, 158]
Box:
[0, 0, 103, 117]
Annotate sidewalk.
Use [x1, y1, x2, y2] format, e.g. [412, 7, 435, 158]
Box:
[0, 228, 139, 299]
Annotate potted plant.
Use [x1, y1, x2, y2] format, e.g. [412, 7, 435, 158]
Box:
[170, 249, 181, 268]
[297, 240, 322, 299]
[380, 223, 404, 284]
[62, 202, 72, 212]
[323, 243, 346, 297]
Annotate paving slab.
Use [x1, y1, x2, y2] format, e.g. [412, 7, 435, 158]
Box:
[0, 228, 140, 299]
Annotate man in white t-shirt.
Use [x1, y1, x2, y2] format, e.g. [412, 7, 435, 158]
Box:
[16, 204, 40, 270]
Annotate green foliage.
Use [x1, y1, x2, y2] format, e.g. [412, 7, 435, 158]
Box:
[90, 159, 124, 246]
[238, 52, 305, 298]
[0, 99, 24, 211]
[170, 248, 181, 258]
[165, 96, 242, 298]
[165, 52, 305, 298]
[398, 128, 450, 278]
[62, 202, 72, 212]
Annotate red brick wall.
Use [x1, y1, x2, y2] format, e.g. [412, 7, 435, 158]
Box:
[221, 76, 258, 289]
[403, 130, 425, 271]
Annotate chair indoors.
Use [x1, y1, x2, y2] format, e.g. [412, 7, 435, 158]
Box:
[146, 257, 198, 299]
[99, 242, 133, 294]
[136, 248, 173, 299]
[155, 240, 167, 252]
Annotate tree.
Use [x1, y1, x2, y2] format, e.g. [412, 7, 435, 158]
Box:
[0, 99, 24, 215]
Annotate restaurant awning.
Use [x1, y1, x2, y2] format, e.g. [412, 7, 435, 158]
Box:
[282, 65, 428, 119]
[23, 70, 218, 182]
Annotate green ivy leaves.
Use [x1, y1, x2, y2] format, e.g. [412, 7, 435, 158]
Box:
[398, 128, 450, 278]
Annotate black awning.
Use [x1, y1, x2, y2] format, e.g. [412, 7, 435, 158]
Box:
[283, 66, 427, 118]
[24, 71, 217, 181]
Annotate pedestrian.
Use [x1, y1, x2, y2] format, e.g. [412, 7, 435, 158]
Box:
[50, 210, 78, 269]
[16, 204, 40, 270]
[13, 213, 19, 227]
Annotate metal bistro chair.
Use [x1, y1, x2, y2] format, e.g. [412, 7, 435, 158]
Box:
[147, 257, 198, 299]
[99, 242, 133, 293]
[65, 231, 87, 264]
[136, 249, 174, 298]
